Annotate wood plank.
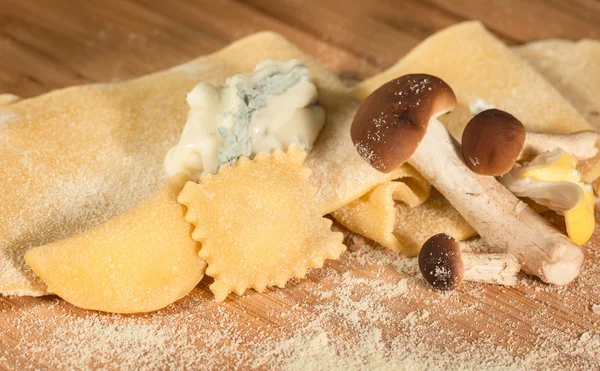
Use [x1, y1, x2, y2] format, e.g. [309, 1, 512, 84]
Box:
[137, 0, 377, 82]
[1, 0, 600, 368]
[426, 0, 600, 41]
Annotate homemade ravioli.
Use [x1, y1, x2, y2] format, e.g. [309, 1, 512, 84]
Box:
[178, 147, 346, 301]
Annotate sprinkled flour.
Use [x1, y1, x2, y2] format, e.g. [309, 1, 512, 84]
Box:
[2, 235, 600, 370]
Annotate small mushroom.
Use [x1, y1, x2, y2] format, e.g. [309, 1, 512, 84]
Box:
[419, 233, 522, 290]
[351, 74, 584, 285]
[343, 233, 366, 252]
[461, 109, 526, 176]
[462, 109, 599, 176]
[330, 219, 366, 252]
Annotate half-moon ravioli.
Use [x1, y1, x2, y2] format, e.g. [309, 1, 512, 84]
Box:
[178, 147, 346, 301]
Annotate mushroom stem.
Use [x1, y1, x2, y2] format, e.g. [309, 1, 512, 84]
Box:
[409, 119, 584, 285]
[462, 253, 521, 286]
[519, 131, 599, 161]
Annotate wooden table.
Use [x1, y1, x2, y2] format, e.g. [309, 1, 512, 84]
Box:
[1, 1, 600, 369]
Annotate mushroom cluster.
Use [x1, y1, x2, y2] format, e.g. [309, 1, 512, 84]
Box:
[351, 73, 588, 287]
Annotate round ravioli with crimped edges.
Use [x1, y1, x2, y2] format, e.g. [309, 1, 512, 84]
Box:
[178, 146, 346, 301]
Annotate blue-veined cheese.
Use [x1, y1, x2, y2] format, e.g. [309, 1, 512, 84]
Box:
[164, 59, 325, 180]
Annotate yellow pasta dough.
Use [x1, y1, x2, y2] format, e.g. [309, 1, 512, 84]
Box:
[394, 191, 477, 257]
[332, 165, 430, 252]
[24, 175, 206, 314]
[513, 39, 600, 131]
[178, 148, 346, 302]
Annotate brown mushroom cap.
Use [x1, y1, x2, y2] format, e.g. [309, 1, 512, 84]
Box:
[418, 233, 464, 291]
[351, 74, 457, 172]
[461, 109, 526, 176]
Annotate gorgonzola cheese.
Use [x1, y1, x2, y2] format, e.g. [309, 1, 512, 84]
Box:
[164, 59, 325, 180]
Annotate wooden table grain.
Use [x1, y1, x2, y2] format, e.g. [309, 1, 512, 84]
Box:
[1, 0, 600, 369]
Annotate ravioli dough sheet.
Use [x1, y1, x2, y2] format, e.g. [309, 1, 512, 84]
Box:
[513, 39, 600, 131]
[1, 32, 396, 296]
[336, 21, 597, 255]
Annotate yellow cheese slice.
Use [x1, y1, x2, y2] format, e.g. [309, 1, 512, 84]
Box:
[565, 183, 595, 246]
[521, 151, 579, 182]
